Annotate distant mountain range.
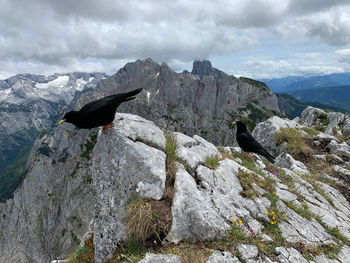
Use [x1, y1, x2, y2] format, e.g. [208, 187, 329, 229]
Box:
[261, 73, 350, 112]
[262, 72, 350, 93]
[288, 85, 350, 111]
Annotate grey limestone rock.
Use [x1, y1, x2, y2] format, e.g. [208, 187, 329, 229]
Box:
[275, 184, 297, 203]
[293, 179, 350, 240]
[91, 59, 281, 146]
[92, 114, 166, 262]
[206, 251, 241, 263]
[275, 153, 309, 175]
[166, 157, 270, 243]
[165, 163, 230, 243]
[336, 245, 350, 263]
[275, 247, 308, 263]
[313, 245, 350, 263]
[333, 165, 350, 181]
[138, 253, 181, 263]
[277, 201, 333, 245]
[0, 125, 96, 263]
[327, 154, 344, 164]
[315, 133, 340, 143]
[313, 154, 327, 161]
[252, 116, 300, 155]
[326, 140, 350, 160]
[0, 72, 106, 174]
[324, 112, 348, 135]
[319, 182, 350, 217]
[114, 113, 166, 149]
[174, 132, 221, 169]
[237, 244, 258, 260]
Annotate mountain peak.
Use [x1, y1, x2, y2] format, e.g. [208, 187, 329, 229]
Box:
[191, 59, 222, 80]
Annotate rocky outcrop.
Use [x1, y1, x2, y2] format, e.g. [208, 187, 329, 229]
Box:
[81, 59, 281, 146]
[92, 114, 166, 262]
[137, 253, 181, 263]
[301, 106, 350, 138]
[252, 116, 300, 155]
[0, 123, 96, 262]
[3, 95, 350, 263]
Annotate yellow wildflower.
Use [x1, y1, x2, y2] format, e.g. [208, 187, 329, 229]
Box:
[330, 244, 334, 247]
[272, 217, 275, 220]
[233, 219, 237, 222]
[154, 240, 157, 244]
[172, 247, 175, 251]
[265, 211, 269, 215]
[239, 219, 243, 224]
[271, 211, 275, 215]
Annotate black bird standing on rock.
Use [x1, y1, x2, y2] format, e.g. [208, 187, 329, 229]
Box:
[233, 121, 275, 163]
[59, 88, 143, 133]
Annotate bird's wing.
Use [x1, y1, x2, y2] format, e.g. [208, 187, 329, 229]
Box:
[237, 132, 264, 152]
[237, 132, 275, 163]
[79, 88, 142, 114]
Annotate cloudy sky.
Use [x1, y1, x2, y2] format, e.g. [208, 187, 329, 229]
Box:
[1, 0, 350, 79]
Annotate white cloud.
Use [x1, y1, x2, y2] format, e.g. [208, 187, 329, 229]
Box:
[1, 0, 350, 78]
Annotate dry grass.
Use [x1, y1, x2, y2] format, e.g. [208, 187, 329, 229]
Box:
[125, 197, 172, 244]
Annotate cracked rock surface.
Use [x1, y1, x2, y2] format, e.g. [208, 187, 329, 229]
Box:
[3, 106, 350, 263]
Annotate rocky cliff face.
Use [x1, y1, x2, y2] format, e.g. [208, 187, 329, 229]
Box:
[2, 105, 350, 263]
[0, 73, 106, 201]
[78, 59, 281, 146]
[0, 60, 280, 203]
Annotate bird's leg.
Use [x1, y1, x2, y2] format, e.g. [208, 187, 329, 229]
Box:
[243, 152, 252, 157]
[102, 122, 113, 133]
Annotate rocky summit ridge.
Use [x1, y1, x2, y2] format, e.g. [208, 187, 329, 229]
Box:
[1, 105, 350, 263]
[0, 59, 282, 204]
[78, 58, 281, 146]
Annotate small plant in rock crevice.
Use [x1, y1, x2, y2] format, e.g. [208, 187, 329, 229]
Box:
[125, 196, 171, 245]
[164, 133, 178, 201]
[67, 233, 94, 263]
[204, 155, 221, 169]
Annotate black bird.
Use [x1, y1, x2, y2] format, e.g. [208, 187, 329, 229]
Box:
[233, 121, 275, 163]
[59, 88, 143, 133]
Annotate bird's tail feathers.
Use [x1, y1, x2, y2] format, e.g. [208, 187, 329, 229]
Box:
[122, 96, 137, 102]
[123, 88, 143, 99]
[115, 88, 143, 102]
[264, 150, 275, 164]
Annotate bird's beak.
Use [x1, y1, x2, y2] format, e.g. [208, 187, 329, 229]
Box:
[58, 119, 66, 124]
[232, 121, 236, 125]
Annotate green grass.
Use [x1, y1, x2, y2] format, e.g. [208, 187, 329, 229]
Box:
[239, 77, 269, 90]
[67, 234, 94, 263]
[204, 155, 221, 169]
[301, 127, 319, 138]
[108, 238, 150, 262]
[275, 128, 310, 155]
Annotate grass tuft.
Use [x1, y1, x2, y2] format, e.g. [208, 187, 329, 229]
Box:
[67, 233, 94, 263]
[164, 133, 178, 200]
[204, 155, 221, 170]
[125, 196, 171, 244]
[275, 128, 310, 155]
